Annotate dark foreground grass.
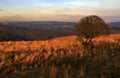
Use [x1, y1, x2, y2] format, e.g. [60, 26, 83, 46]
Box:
[0, 41, 120, 78]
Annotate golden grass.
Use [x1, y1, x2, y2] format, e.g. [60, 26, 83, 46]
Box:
[0, 34, 120, 78]
[94, 34, 120, 42]
[0, 36, 79, 52]
[0, 34, 119, 52]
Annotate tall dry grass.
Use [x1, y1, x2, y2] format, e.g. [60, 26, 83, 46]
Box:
[0, 34, 120, 78]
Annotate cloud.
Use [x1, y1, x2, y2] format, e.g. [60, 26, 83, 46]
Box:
[0, 9, 4, 11]
[102, 16, 120, 22]
[0, 15, 30, 22]
[9, 15, 26, 21]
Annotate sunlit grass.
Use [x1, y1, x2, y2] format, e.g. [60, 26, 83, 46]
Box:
[0, 34, 120, 78]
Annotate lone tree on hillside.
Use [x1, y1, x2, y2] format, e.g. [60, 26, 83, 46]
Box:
[75, 15, 111, 56]
[75, 15, 110, 44]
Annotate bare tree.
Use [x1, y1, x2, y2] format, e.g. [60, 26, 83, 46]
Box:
[75, 15, 111, 56]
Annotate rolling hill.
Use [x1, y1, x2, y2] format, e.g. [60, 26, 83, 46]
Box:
[0, 34, 120, 78]
[0, 22, 76, 41]
[0, 21, 120, 41]
[109, 22, 120, 33]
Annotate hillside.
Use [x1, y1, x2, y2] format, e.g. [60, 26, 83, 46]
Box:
[0, 34, 120, 78]
[0, 22, 75, 41]
[0, 34, 119, 52]
[0, 21, 120, 41]
[109, 22, 120, 33]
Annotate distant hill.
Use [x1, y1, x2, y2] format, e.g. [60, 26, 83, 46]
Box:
[0, 21, 120, 41]
[109, 22, 120, 33]
[0, 24, 30, 41]
[0, 21, 76, 41]
[109, 22, 120, 26]
[1, 21, 77, 28]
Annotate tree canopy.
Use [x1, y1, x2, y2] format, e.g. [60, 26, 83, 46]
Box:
[75, 15, 111, 44]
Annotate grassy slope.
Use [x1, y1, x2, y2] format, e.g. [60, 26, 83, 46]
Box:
[0, 34, 119, 52]
[0, 34, 120, 78]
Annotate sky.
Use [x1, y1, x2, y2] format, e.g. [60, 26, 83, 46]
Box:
[0, 0, 120, 22]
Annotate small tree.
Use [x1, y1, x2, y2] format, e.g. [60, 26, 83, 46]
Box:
[75, 15, 111, 56]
